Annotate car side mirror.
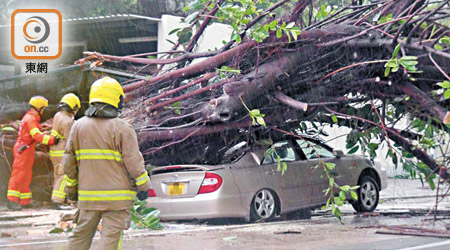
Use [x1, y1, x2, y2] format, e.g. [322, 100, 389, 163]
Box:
[333, 150, 344, 158]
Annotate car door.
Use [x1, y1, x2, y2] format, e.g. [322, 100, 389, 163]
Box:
[294, 139, 352, 204]
[260, 140, 312, 208]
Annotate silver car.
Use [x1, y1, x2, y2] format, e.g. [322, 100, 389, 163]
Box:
[146, 136, 387, 222]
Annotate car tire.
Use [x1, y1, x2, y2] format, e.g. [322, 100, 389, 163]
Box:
[352, 176, 379, 212]
[250, 189, 278, 222]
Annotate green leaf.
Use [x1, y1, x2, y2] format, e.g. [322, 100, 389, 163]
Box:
[166, 39, 176, 45]
[281, 162, 287, 175]
[403, 65, 417, 72]
[428, 178, 435, 190]
[334, 196, 344, 206]
[269, 20, 278, 30]
[250, 109, 260, 116]
[434, 44, 443, 50]
[326, 162, 336, 170]
[438, 81, 450, 88]
[276, 28, 282, 38]
[168, 28, 181, 36]
[335, 208, 343, 221]
[178, 27, 193, 44]
[331, 115, 338, 124]
[284, 29, 291, 42]
[385, 59, 398, 68]
[401, 56, 418, 61]
[49, 227, 64, 234]
[291, 30, 299, 40]
[421, 22, 428, 29]
[350, 191, 358, 200]
[347, 145, 359, 154]
[339, 190, 346, 201]
[400, 60, 418, 66]
[444, 89, 450, 99]
[235, 33, 242, 43]
[385, 66, 391, 77]
[340, 185, 350, 191]
[392, 44, 401, 58]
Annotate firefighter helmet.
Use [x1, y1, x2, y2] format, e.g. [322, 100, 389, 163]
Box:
[60, 93, 81, 111]
[89, 77, 124, 108]
[29, 96, 48, 109]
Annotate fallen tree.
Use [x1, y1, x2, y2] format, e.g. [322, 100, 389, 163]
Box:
[80, 0, 450, 180]
[81, 0, 450, 219]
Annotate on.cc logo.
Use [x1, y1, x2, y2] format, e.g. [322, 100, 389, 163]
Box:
[11, 9, 62, 60]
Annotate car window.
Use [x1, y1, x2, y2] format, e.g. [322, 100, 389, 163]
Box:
[296, 139, 334, 159]
[220, 142, 248, 164]
[262, 141, 296, 164]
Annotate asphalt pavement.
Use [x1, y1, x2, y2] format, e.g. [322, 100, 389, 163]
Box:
[0, 178, 450, 249]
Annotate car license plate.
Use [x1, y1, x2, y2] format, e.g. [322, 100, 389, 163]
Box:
[168, 182, 185, 195]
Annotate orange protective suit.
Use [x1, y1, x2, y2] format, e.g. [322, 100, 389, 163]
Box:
[7, 110, 56, 205]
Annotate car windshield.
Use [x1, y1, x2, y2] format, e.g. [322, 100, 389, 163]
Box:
[296, 139, 334, 159]
[262, 140, 296, 164]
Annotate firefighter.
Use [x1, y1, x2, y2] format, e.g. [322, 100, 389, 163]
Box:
[64, 77, 150, 249]
[49, 93, 80, 210]
[7, 96, 59, 211]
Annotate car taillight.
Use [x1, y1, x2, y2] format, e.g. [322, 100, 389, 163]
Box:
[148, 188, 157, 197]
[198, 172, 223, 194]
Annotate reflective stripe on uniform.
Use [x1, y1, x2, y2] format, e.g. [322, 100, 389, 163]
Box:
[30, 128, 41, 136]
[65, 175, 78, 187]
[118, 231, 123, 250]
[52, 174, 68, 199]
[60, 176, 67, 192]
[75, 149, 122, 161]
[7, 190, 20, 198]
[20, 192, 32, 199]
[78, 190, 136, 201]
[52, 190, 66, 199]
[51, 129, 65, 139]
[49, 150, 65, 157]
[136, 172, 150, 186]
[42, 135, 51, 145]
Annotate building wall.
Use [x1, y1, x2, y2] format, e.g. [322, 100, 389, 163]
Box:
[157, 15, 232, 55]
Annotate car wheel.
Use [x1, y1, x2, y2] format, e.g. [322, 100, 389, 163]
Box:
[352, 176, 379, 212]
[250, 189, 277, 222]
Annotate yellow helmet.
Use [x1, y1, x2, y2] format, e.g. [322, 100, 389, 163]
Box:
[29, 96, 48, 109]
[60, 93, 81, 110]
[89, 77, 124, 108]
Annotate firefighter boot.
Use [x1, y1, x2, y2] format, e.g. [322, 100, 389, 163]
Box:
[7, 201, 21, 211]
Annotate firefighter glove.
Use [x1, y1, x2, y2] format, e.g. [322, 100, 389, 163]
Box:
[137, 191, 149, 201]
